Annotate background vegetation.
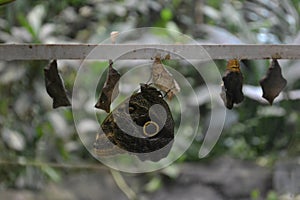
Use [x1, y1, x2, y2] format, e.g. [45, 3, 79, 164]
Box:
[0, 0, 300, 199]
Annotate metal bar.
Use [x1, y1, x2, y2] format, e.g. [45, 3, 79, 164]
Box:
[0, 44, 299, 60]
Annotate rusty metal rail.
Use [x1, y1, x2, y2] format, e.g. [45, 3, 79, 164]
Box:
[0, 44, 299, 60]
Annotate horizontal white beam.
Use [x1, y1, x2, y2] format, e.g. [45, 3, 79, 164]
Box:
[0, 44, 299, 61]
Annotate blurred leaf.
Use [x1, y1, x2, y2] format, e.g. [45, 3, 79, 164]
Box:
[256, 106, 286, 117]
[0, 62, 26, 84]
[266, 191, 278, 200]
[242, 0, 299, 42]
[48, 112, 70, 139]
[221, 1, 256, 42]
[15, 5, 47, 43]
[161, 165, 180, 179]
[144, 177, 162, 193]
[0, 0, 15, 6]
[35, 125, 45, 141]
[206, 0, 221, 9]
[17, 14, 37, 42]
[76, 119, 99, 134]
[202, 5, 221, 21]
[283, 60, 300, 86]
[41, 165, 61, 182]
[1, 128, 26, 151]
[160, 8, 173, 21]
[27, 4, 46, 34]
[197, 25, 243, 44]
[14, 93, 32, 119]
[250, 189, 260, 200]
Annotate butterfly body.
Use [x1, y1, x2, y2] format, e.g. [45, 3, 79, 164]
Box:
[94, 84, 174, 161]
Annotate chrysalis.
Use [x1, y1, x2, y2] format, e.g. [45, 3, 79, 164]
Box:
[44, 60, 71, 108]
[152, 56, 180, 100]
[260, 59, 287, 105]
[95, 60, 121, 113]
[220, 59, 244, 109]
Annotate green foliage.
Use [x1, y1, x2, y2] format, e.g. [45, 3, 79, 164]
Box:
[160, 8, 173, 22]
[251, 189, 260, 200]
[0, 0, 15, 6]
[266, 191, 278, 200]
[40, 165, 61, 182]
[251, 189, 279, 200]
[144, 177, 162, 193]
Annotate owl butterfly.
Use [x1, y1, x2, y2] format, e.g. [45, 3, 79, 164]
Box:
[95, 60, 121, 113]
[93, 83, 174, 161]
[260, 59, 287, 104]
[44, 60, 71, 108]
[220, 59, 244, 109]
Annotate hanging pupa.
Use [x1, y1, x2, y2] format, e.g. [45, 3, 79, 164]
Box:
[44, 60, 71, 108]
[259, 59, 287, 105]
[95, 60, 121, 113]
[152, 56, 180, 100]
[220, 59, 244, 109]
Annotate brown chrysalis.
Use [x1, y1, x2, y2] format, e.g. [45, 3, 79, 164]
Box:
[220, 59, 244, 109]
[44, 60, 71, 108]
[152, 56, 180, 100]
[260, 59, 287, 105]
[95, 60, 121, 113]
[94, 83, 174, 161]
